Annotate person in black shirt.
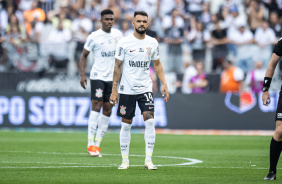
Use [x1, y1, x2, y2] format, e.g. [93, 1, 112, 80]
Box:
[262, 37, 282, 180]
[164, 16, 184, 73]
[211, 17, 228, 72]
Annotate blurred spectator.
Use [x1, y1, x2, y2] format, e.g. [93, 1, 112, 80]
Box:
[85, 0, 103, 30]
[189, 61, 208, 93]
[0, 2, 8, 33]
[174, 0, 189, 22]
[164, 15, 184, 73]
[187, 18, 210, 63]
[264, 0, 280, 17]
[200, 3, 211, 29]
[108, 0, 121, 28]
[162, 8, 185, 31]
[254, 19, 276, 68]
[6, 3, 25, 24]
[220, 0, 238, 10]
[159, 0, 175, 17]
[6, 14, 27, 36]
[24, 1, 46, 23]
[70, 0, 86, 12]
[0, 27, 6, 70]
[28, 17, 45, 44]
[245, 60, 266, 93]
[23, 0, 46, 36]
[186, 0, 203, 19]
[246, 0, 265, 33]
[51, 11, 72, 30]
[146, 18, 160, 42]
[269, 11, 282, 38]
[121, 20, 134, 37]
[71, 9, 93, 71]
[277, 0, 282, 20]
[181, 61, 197, 94]
[228, 21, 253, 73]
[220, 59, 244, 93]
[210, 14, 228, 72]
[224, 5, 247, 59]
[47, 21, 71, 71]
[138, 0, 159, 18]
[6, 24, 28, 46]
[19, 0, 34, 12]
[38, 0, 55, 16]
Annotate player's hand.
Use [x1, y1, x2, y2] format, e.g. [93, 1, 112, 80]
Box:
[262, 91, 271, 106]
[162, 84, 169, 102]
[109, 91, 119, 106]
[80, 75, 87, 89]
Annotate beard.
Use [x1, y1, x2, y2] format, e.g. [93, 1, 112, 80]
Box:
[135, 27, 147, 34]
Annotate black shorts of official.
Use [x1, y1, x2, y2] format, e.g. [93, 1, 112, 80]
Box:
[90, 80, 112, 102]
[275, 87, 282, 121]
[117, 92, 154, 119]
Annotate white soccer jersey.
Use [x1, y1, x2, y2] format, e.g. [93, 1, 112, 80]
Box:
[115, 34, 160, 94]
[84, 28, 123, 81]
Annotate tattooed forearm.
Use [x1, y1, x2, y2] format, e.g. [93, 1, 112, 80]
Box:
[112, 59, 123, 92]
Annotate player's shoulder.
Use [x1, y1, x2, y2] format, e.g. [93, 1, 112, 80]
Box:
[111, 28, 123, 35]
[117, 34, 133, 44]
[88, 29, 102, 38]
[145, 35, 159, 45]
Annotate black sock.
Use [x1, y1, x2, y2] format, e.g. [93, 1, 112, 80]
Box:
[269, 137, 282, 173]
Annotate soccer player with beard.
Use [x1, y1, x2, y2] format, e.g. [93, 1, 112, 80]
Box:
[79, 9, 123, 157]
[109, 11, 169, 170]
[262, 37, 282, 180]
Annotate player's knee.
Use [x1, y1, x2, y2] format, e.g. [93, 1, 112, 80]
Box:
[92, 100, 103, 111]
[121, 122, 132, 131]
[143, 111, 154, 121]
[102, 108, 112, 117]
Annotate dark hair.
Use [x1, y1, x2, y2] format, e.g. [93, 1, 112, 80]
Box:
[101, 9, 114, 17]
[134, 11, 148, 18]
[224, 59, 233, 65]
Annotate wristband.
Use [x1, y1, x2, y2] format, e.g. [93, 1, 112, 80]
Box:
[262, 77, 272, 92]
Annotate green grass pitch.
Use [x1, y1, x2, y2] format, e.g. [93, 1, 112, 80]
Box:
[0, 131, 280, 183]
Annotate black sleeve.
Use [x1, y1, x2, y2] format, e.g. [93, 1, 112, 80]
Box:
[273, 38, 282, 56]
[179, 28, 184, 37]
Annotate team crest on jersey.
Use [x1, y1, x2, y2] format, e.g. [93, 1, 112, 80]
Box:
[95, 88, 103, 98]
[120, 85, 124, 91]
[120, 105, 127, 115]
[146, 47, 152, 56]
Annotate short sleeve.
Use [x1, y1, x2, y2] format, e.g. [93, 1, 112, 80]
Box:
[84, 35, 95, 51]
[151, 40, 160, 61]
[273, 37, 282, 56]
[233, 67, 244, 81]
[115, 40, 125, 61]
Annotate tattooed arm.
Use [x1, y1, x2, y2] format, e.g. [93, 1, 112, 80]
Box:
[152, 59, 169, 102]
[109, 58, 123, 105]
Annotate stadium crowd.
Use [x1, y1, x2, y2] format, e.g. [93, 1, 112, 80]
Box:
[0, 0, 282, 93]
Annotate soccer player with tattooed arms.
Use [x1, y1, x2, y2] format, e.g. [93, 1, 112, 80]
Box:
[109, 11, 169, 170]
[262, 37, 282, 180]
[79, 9, 123, 157]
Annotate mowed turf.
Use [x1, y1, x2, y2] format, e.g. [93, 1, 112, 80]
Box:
[0, 131, 280, 184]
